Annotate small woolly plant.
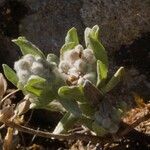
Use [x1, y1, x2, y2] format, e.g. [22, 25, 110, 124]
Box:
[3, 25, 126, 136]
[3, 37, 65, 110]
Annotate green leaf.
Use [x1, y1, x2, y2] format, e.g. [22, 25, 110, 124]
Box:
[42, 100, 65, 113]
[92, 121, 108, 136]
[96, 60, 108, 88]
[12, 37, 45, 58]
[91, 25, 100, 38]
[84, 27, 91, 47]
[24, 75, 46, 97]
[79, 116, 93, 130]
[102, 67, 125, 93]
[53, 112, 78, 134]
[47, 53, 59, 65]
[84, 25, 108, 68]
[84, 25, 99, 47]
[58, 97, 82, 117]
[88, 36, 108, 67]
[79, 103, 95, 117]
[2, 64, 18, 86]
[65, 27, 79, 45]
[58, 85, 85, 102]
[60, 42, 76, 57]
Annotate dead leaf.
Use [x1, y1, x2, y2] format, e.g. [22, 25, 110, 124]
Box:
[3, 127, 13, 150]
[83, 80, 103, 107]
[16, 98, 31, 115]
[133, 93, 146, 108]
[0, 105, 15, 122]
[70, 140, 85, 150]
[0, 73, 7, 99]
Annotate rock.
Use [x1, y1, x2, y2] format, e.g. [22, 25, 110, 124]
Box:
[81, 0, 150, 52]
[0, 34, 19, 71]
[20, 0, 84, 55]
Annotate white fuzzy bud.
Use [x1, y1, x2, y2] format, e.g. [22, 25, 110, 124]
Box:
[77, 77, 85, 85]
[68, 67, 80, 78]
[63, 50, 80, 64]
[58, 61, 70, 73]
[73, 59, 86, 73]
[82, 48, 96, 64]
[59, 45, 97, 85]
[23, 54, 35, 65]
[74, 44, 83, 53]
[83, 72, 96, 84]
[14, 59, 31, 71]
[31, 62, 44, 75]
[17, 70, 31, 84]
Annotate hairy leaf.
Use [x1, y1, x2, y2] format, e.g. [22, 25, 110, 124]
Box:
[24, 75, 46, 97]
[53, 112, 78, 134]
[60, 42, 76, 57]
[47, 53, 59, 65]
[12, 37, 45, 58]
[88, 36, 108, 67]
[65, 27, 79, 45]
[58, 85, 85, 102]
[2, 64, 18, 86]
[96, 60, 108, 88]
[102, 67, 125, 93]
[58, 97, 82, 117]
[84, 25, 99, 47]
[92, 121, 108, 136]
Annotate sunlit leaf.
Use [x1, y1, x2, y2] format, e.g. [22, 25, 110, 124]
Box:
[102, 67, 125, 93]
[84, 25, 99, 47]
[96, 60, 108, 88]
[58, 85, 85, 102]
[65, 27, 79, 45]
[53, 112, 78, 134]
[12, 37, 45, 58]
[24, 75, 46, 97]
[2, 64, 18, 86]
[47, 53, 59, 65]
[60, 42, 76, 57]
[88, 36, 108, 67]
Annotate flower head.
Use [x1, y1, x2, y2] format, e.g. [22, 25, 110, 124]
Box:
[59, 45, 97, 85]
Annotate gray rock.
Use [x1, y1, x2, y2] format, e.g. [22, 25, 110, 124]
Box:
[0, 34, 19, 70]
[20, 0, 84, 55]
[81, 0, 150, 52]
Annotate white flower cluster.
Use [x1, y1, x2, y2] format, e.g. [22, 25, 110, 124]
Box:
[59, 45, 97, 85]
[14, 54, 53, 85]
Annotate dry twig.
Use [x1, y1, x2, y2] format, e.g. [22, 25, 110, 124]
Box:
[0, 89, 20, 104]
[2, 111, 149, 144]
